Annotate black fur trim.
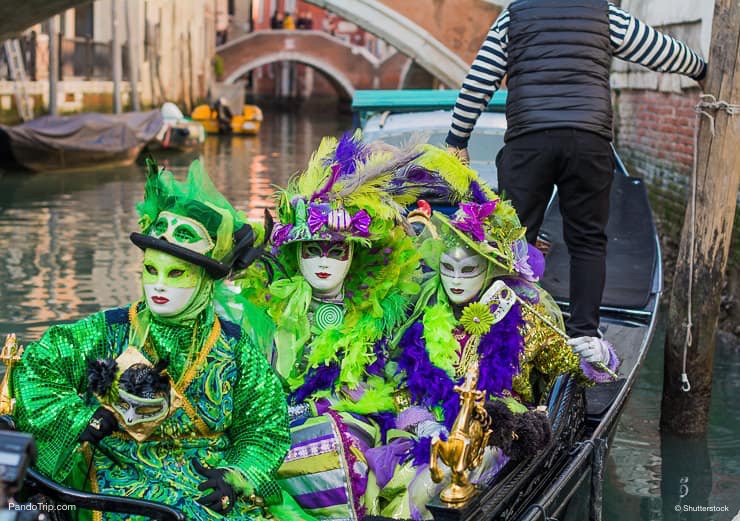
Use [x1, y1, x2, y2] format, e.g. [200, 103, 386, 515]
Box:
[118, 360, 171, 399]
[508, 411, 552, 461]
[87, 358, 119, 396]
[484, 400, 516, 449]
[483, 401, 552, 461]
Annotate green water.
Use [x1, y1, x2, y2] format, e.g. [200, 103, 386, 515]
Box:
[0, 110, 737, 520]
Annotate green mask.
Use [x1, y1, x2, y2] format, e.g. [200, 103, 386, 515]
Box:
[142, 249, 211, 322]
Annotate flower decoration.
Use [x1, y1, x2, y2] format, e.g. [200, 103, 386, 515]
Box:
[460, 302, 496, 336]
[451, 200, 498, 241]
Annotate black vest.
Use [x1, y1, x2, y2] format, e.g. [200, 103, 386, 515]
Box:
[505, 0, 613, 141]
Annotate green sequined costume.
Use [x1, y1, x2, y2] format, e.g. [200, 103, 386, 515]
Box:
[13, 302, 288, 520]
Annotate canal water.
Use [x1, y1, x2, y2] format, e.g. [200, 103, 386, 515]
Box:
[0, 110, 737, 519]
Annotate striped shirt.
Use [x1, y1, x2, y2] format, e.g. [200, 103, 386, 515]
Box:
[447, 3, 707, 148]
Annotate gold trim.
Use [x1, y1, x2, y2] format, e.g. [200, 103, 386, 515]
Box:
[128, 302, 220, 436]
[82, 444, 103, 521]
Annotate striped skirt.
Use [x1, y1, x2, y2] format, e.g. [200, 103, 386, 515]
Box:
[277, 411, 378, 520]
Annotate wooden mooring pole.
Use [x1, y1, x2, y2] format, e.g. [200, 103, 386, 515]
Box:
[660, 0, 740, 435]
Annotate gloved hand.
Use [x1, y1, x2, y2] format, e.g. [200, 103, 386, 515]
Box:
[79, 407, 119, 445]
[567, 336, 611, 365]
[192, 459, 237, 514]
[446, 145, 470, 165]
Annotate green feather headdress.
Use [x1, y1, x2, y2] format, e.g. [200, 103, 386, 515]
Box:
[131, 157, 270, 279]
[271, 131, 437, 248]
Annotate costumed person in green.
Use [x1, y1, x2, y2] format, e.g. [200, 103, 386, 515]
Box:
[223, 133, 437, 521]
[12, 159, 293, 521]
[362, 148, 620, 520]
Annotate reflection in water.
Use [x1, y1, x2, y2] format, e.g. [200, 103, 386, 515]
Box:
[604, 312, 740, 520]
[0, 110, 737, 518]
[0, 110, 350, 339]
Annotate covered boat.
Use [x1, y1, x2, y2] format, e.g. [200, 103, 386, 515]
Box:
[0, 110, 164, 172]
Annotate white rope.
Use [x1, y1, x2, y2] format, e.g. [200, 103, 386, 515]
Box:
[681, 94, 740, 393]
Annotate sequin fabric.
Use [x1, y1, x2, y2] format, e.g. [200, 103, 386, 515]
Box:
[514, 303, 584, 403]
[12, 303, 289, 521]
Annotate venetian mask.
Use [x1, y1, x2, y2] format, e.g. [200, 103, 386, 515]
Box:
[112, 388, 170, 426]
[440, 246, 488, 305]
[298, 241, 353, 298]
[142, 249, 201, 317]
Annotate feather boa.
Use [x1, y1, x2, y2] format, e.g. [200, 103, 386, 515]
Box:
[247, 226, 421, 412]
[397, 301, 526, 429]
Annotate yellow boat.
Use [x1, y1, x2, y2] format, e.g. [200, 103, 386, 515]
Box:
[190, 103, 263, 135]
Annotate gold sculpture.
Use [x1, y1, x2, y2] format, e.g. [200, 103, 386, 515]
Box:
[430, 360, 492, 504]
[0, 333, 24, 415]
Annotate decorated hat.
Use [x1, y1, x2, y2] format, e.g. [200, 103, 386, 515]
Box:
[270, 132, 449, 248]
[131, 158, 270, 279]
[409, 146, 544, 281]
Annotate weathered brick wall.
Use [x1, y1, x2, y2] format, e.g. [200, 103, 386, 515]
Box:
[613, 88, 740, 334]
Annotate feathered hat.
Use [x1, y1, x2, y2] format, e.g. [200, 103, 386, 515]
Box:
[130, 158, 271, 279]
[409, 146, 544, 281]
[270, 132, 451, 248]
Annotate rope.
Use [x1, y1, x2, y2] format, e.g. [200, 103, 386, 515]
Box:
[681, 94, 740, 393]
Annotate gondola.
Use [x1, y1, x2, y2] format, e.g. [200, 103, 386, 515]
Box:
[0, 91, 660, 521]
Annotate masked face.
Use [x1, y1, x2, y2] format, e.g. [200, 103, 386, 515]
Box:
[298, 241, 352, 298]
[112, 389, 170, 426]
[142, 249, 201, 317]
[440, 246, 488, 305]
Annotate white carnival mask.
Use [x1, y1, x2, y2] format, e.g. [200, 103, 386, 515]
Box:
[440, 246, 488, 305]
[298, 241, 353, 299]
[112, 389, 170, 426]
[142, 249, 200, 317]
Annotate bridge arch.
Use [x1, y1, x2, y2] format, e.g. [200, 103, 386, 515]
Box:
[303, 0, 470, 87]
[218, 31, 402, 96]
[224, 52, 357, 99]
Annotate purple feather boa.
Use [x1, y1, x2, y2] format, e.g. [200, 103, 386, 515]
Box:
[289, 362, 340, 405]
[397, 303, 526, 429]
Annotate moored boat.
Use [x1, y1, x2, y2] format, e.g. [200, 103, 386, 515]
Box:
[148, 102, 206, 152]
[190, 102, 263, 136]
[0, 110, 164, 173]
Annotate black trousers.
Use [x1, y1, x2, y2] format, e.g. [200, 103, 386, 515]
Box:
[496, 129, 614, 337]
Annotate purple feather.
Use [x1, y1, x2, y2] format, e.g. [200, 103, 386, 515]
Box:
[290, 362, 340, 404]
[396, 302, 526, 429]
[333, 132, 368, 177]
[367, 338, 388, 376]
[469, 180, 490, 204]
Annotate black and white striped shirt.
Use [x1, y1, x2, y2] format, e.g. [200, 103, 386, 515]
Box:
[446, 3, 707, 148]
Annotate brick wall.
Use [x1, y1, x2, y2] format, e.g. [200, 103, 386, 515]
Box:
[613, 88, 740, 334]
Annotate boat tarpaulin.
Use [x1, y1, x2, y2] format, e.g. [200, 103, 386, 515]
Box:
[0, 110, 164, 172]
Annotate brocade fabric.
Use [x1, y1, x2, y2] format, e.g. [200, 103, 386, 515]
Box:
[12, 303, 289, 520]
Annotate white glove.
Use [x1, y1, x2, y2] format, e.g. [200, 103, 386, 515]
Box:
[446, 145, 470, 165]
[567, 336, 611, 365]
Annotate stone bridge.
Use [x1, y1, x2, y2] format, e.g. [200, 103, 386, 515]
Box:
[1, 0, 504, 90]
[218, 30, 412, 96]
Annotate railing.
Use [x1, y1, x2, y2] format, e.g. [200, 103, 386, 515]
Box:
[60, 36, 129, 80]
[0, 34, 129, 81]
